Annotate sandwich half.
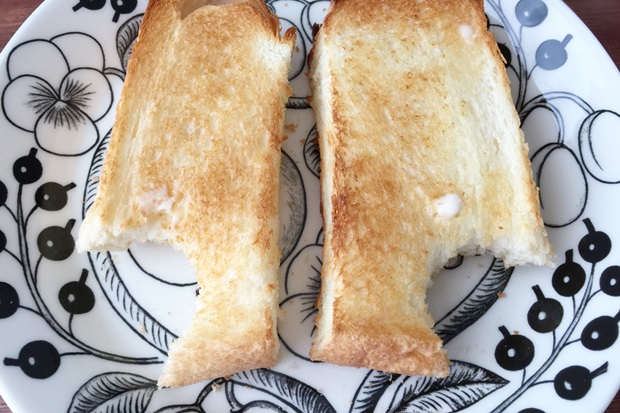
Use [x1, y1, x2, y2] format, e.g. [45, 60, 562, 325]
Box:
[77, 0, 295, 387]
[309, 0, 553, 376]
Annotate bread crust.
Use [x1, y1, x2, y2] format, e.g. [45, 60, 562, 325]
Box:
[309, 0, 552, 376]
[77, 0, 295, 387]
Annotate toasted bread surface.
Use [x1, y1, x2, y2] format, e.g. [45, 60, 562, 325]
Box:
[309, 0, 552, 376]
[77, 0, 295, 387]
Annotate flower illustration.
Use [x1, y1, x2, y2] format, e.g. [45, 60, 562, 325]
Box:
[2, 32, 113, 156]
[279, 243, 322, 361]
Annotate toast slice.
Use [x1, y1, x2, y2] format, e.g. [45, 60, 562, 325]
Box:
[309, 0, 553, 376]
[77, 0, 295, 387]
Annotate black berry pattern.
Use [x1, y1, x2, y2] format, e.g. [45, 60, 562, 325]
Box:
[495, 326, 535, 371]
[3, 340, 61, 379]
[0, 180, 7, 207]
[489, 219, 617, 412]
[110, 0, 138, 22]
[72, 0, 105, 11]
[578, 218, 612, 263]
[527, 285, 563, 333]
[37, 220, 76, 261]
[13, 148, 42, 185]
[0, 16, 318, 412]
[552, 249, 586, 297]
[58, 269, 96, 315]
[0, 282, 19, 319]
[72, 0, 137, 22]
[0, 230, 6, 253]
[580, 311, 620, 351]
[35, 182, 77, 211]
[0, 147, 162, 384]
[554, 363, 608, 400]
[515, 0, 548, 27]
[488, 0, 620, 229]
[535, 35, 573, 71]
[600, 266, 620, 296]
[0, 0, 618, 412]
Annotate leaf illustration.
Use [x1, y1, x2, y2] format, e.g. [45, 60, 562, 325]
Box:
[231, 369, 336, 413]
[83, 130, 177, 354]
[434, 258, 513, 344]
[284, 244, 322, 296]
[116, 14, 143, 72]
[90, 251, 178, 353]
[278, 292, 317, 361]
[153, 406, 204, 413]
[287, 97, 311, 110]
[82, 128, 111, 217]
[304, 125, 320, 178]
[280, 150, 306, 264]
[350, 370, 399, 413]
[389, 361, 508, 413]
[68, 372, 157, 413]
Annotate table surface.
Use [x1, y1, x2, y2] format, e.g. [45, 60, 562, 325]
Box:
[0, 0, 619, 412]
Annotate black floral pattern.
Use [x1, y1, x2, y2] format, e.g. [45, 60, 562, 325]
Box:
[2, 33, 114, 156]
[0, 0, 618, 412]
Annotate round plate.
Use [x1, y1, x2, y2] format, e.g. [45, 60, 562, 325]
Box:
[1, 0, 619, 412]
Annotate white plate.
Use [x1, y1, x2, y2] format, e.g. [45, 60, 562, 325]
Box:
[1, 0, 619, 412]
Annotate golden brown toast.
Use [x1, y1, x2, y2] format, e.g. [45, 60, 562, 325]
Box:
[77, 0, 295, 387]
[309, 0, 552, 377]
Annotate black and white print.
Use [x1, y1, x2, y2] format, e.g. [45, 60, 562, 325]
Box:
[0, 0, 618, 412]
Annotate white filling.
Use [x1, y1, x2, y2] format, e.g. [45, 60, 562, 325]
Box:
[459, 24, 475, 44]
[137, 187, 174, 214]
[433, 193, 463, 218]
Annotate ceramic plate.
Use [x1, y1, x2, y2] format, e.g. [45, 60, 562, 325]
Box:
[1, 0, 619, 412]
